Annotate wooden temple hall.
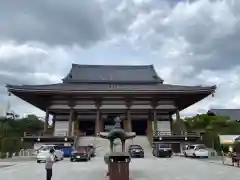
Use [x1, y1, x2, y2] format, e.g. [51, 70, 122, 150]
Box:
[6, 64, 216, 142]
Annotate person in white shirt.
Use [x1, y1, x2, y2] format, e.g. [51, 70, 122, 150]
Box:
[45, 148, 55, 180]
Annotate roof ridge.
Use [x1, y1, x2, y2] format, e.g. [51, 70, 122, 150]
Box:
[72, 63, 153, 69]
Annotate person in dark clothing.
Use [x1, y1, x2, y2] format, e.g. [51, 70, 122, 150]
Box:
[45, 148, 55, 180]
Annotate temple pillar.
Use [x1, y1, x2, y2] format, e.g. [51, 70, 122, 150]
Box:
[147, 110, 153, 143]
[169, 114, 173, 133]
[44, 108, 49, 134]
[126, 109, 132, 132]
[99, 112, 104, 132]
[52, 115, 56, 135]
[68, 109, 74, 136]
[176, 109, 183, 134]
[95, 109, 101, 136]
[74, 113, 79, 136]
[153, 108, 157, 133]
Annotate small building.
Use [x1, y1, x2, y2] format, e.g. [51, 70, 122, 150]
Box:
[208, 109, 240, 121]
[6, 64, 216, 148]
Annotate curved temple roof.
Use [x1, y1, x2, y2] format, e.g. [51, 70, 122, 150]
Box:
[62, 64, 163, 83]
[6, 83, 216, 93]
[5, 64, 216, 112]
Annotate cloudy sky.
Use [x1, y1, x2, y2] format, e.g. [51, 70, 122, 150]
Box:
[0, 0, 239, 118]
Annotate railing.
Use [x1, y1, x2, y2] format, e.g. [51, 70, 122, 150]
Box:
[153, 131, 199, 137]
[24, 131, 67, 137]
[0, 149, 36, 159]
[24, 132, 43, 137]
[54, 131, 68, 137]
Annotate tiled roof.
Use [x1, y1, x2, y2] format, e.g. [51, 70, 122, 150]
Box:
[6, 83, 216, 93]
[62, 64, 163, 83]
[208, 109, 240, 121]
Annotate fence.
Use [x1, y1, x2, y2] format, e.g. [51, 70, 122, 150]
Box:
[153, 131, 199, 137]
[0, 149, 36, 159]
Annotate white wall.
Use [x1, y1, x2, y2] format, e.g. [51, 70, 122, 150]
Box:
[54, 121, 74, 136]
[152, 121, 171, 132]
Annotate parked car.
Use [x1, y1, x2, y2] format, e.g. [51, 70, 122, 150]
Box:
[60, 146, 73, 157]
[87, 144, 96, 157]
[36, 145, 64, 163]
[128, 145, 144, 158]
[184, 144, 208, 158]
[152, 143, 173, 157]
[70, 146, 92, 161]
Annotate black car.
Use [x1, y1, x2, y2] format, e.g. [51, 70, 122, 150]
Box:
[128, 145, 144, 158]
[152, 143, 172, 157]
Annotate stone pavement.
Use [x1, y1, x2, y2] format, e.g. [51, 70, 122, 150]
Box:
[1, 155, 240, 180]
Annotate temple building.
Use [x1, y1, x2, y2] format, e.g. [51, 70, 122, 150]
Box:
[6, 64, 216, 145]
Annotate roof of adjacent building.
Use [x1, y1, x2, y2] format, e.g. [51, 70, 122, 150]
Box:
[208, 109, 240, 121]
[62, 64, 163, 83]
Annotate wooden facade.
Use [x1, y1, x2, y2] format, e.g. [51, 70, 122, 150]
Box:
[6, 64, 216, 142]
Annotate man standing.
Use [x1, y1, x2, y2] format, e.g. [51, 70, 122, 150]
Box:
[45, 148, 55, 180]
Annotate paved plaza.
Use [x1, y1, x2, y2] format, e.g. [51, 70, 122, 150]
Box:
[1, 156, 240, 180]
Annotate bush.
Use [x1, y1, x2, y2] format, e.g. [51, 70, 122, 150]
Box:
[1, 137, 21, 153]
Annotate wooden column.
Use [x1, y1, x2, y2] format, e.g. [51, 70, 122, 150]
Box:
[68, 109, 74, 136]
[153, 108, 157, 133]
[127, 109, 132, 132]
[169, 114, 173, 133]
[44, 108, 49, 134]
[125, 100, 132, 132]
[147, 110, 153, 142]
[176, 109, 183, 134]
[52, 115, 56, 135]
[74, 113, 79, 136]
[99, 112, 104, 132]
[95, 100, 101, 136]
[95, 108, 100, 136]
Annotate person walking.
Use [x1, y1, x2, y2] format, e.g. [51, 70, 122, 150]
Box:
[45, 148, 55, 180]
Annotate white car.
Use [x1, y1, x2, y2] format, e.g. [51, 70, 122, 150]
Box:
[36, 145, 64, 163]
[184, 144, 209, 158]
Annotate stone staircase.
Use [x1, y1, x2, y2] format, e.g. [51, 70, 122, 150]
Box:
[77, 136, 96, 146]
[75, 135, 152, 156]
[94, 137, 111, 156]
[76, 136, 110, 156]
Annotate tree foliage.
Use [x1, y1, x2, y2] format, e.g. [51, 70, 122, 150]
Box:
[0, 114, 44, 154]
[173, 113, 240, 151]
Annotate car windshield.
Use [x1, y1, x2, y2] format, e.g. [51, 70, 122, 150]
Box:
[196, 145, 207, 150]
[158, 144, 171, 148]
[189, 145, 195, 149]
[39, 146, 53, 151]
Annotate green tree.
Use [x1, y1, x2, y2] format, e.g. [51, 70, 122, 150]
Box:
[0, 115, 44, 155]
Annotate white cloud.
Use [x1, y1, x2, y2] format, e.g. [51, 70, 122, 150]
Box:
[1, 0, 240, 118]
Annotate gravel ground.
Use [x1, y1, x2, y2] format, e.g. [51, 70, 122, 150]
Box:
[1, 155, 240, 180]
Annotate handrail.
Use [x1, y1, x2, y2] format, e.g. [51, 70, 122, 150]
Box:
[153, 131, 199, 137]
[24, 132, 43, 137]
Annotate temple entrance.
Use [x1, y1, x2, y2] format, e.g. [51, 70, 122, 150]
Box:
[171, 143, 181, 153]
[79, 121, 95, 136]
[131, 120, 147, 135]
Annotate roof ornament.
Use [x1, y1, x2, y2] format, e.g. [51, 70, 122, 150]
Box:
[212, 90, 216, 97]
[212, 85, 217, 97]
